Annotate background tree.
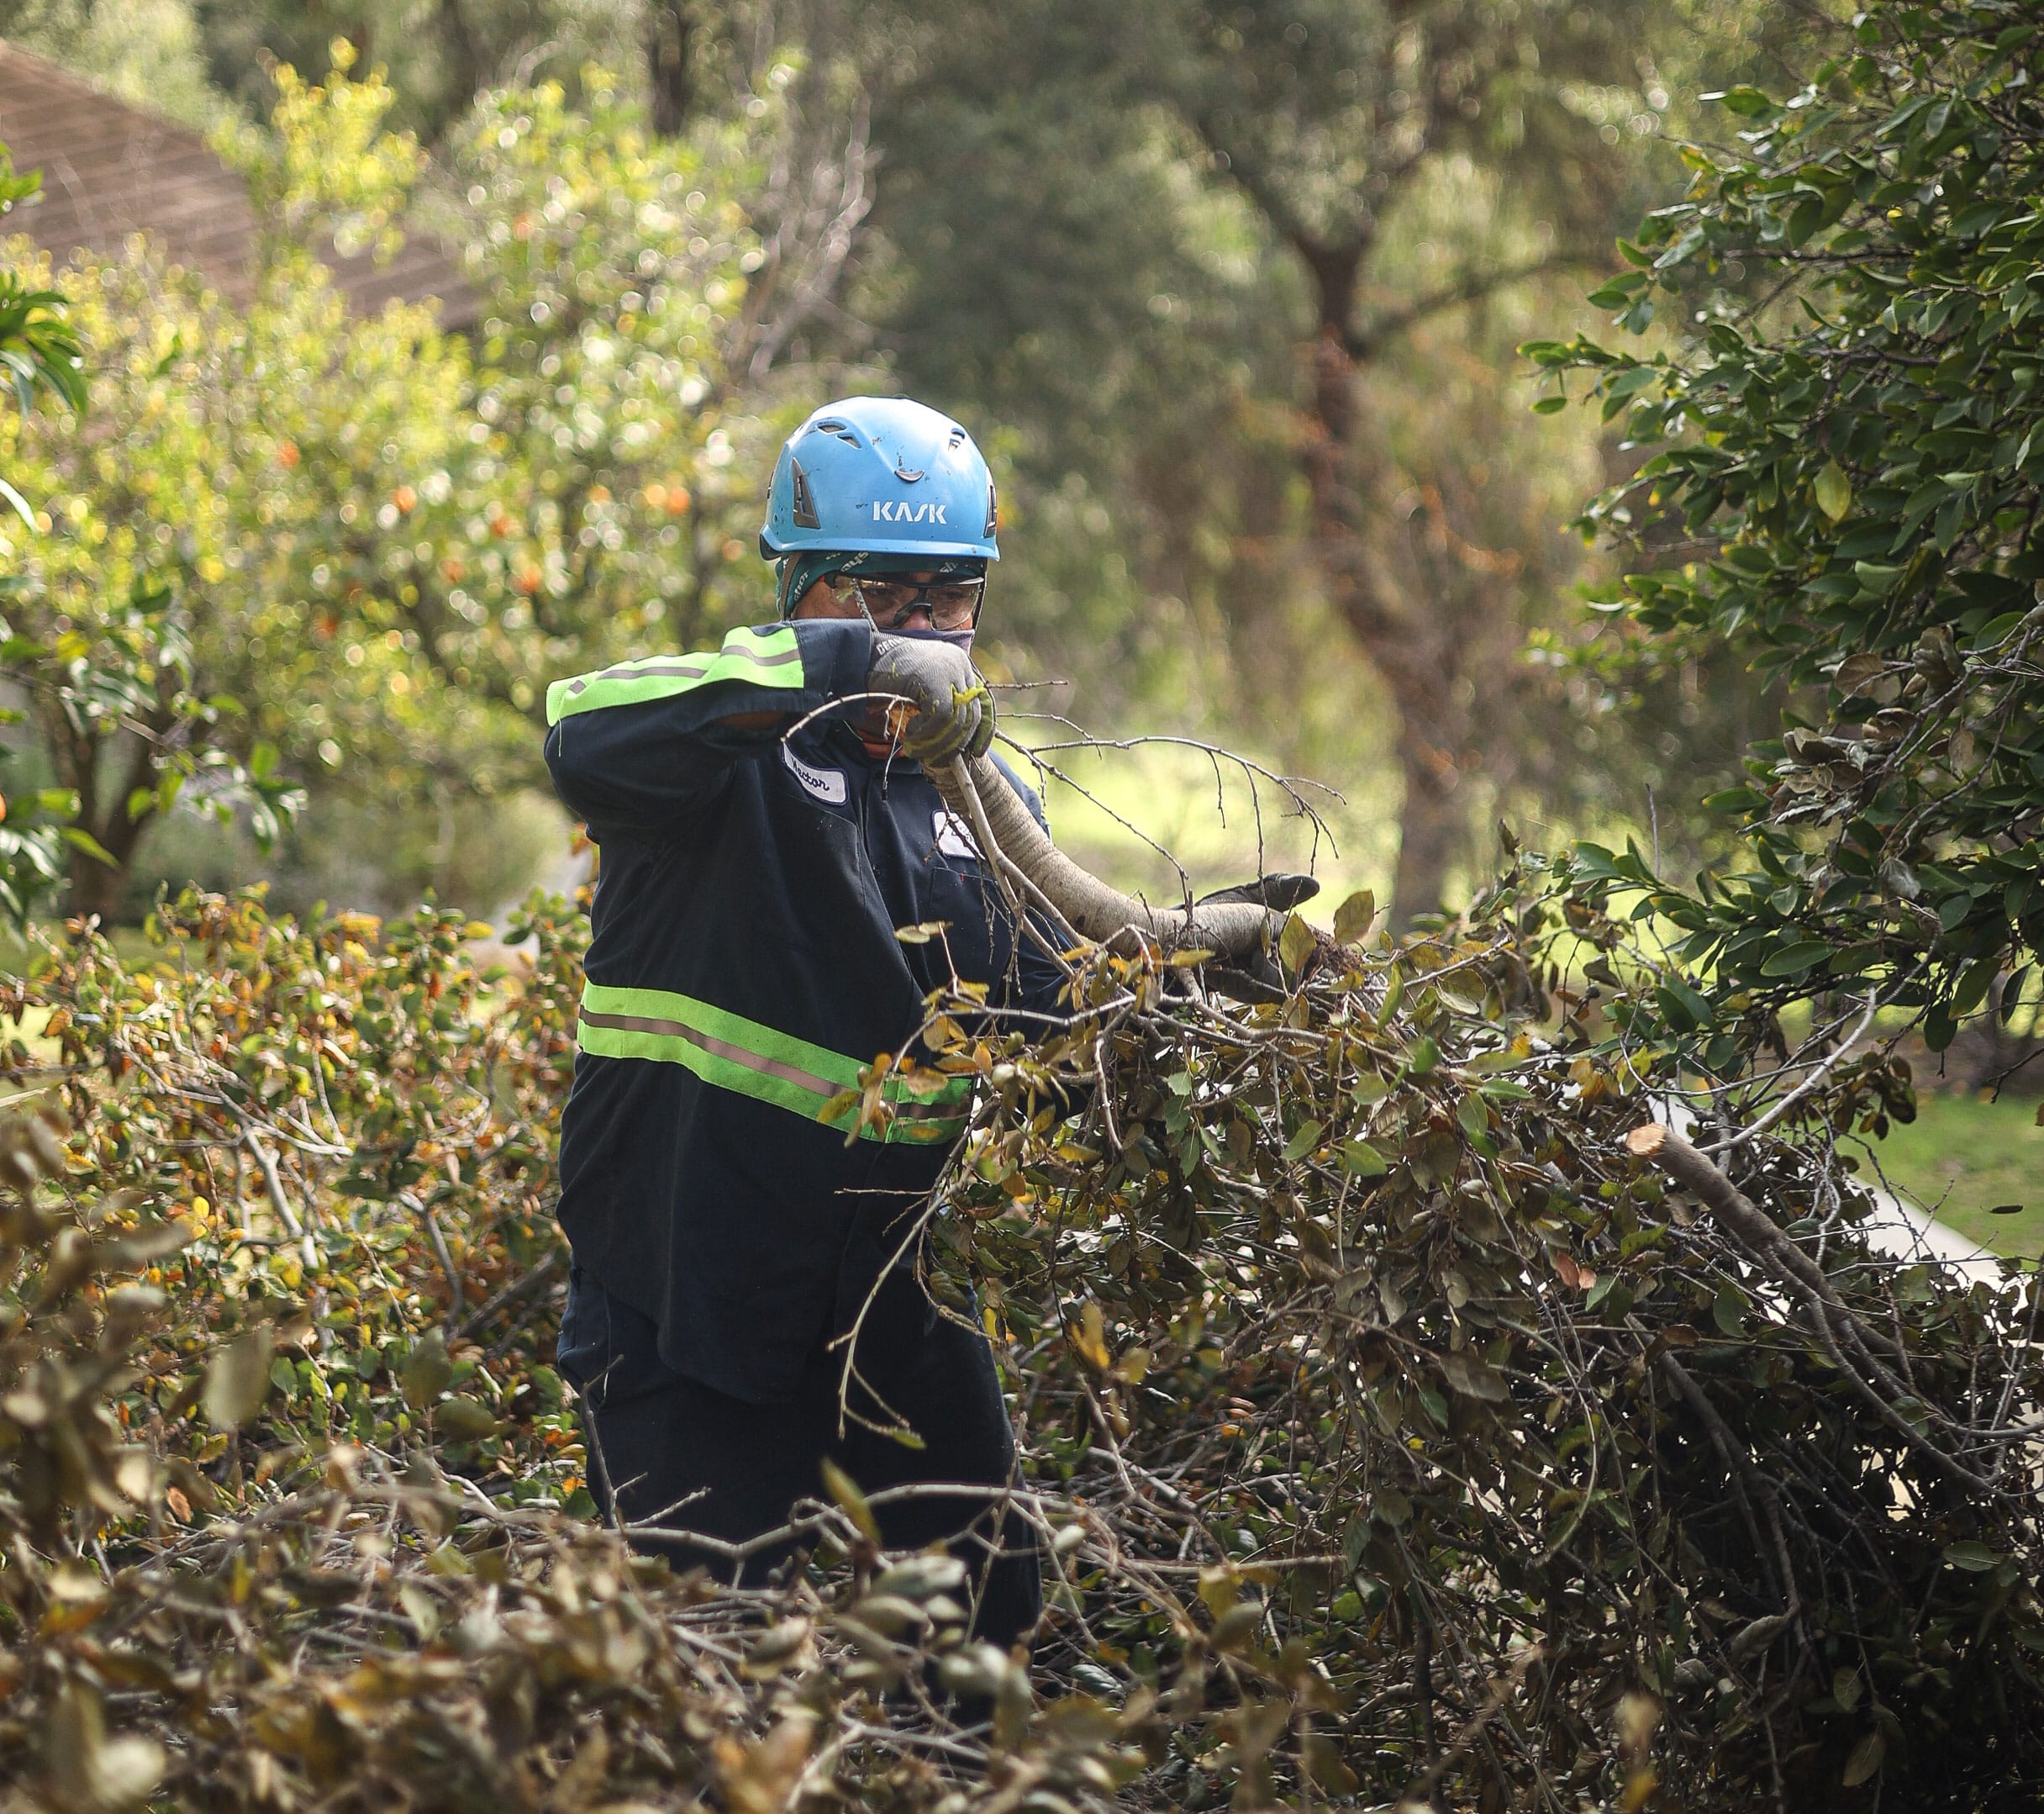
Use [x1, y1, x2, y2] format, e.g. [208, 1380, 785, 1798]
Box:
[0, 0, 1856, 925]
[863, 0, 1665, 923]
[0, 54, 799, 918]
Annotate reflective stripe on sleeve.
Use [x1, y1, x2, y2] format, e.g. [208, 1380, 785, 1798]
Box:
[546, 625, 805, 725]
[576, 981, 972, 1143]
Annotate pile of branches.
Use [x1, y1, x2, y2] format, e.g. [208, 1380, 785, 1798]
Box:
[2, 869, 2040, 1811]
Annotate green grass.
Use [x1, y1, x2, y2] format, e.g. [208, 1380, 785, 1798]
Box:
[1853, 1092, 2044, 1259]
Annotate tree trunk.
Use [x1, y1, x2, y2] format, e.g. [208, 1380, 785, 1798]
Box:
[66, 838, 128, 925]
[60, 725, 158, 926]
[436, 0, 486, 115]
[1294, 301, 1513, 932]
[644, 1, 696, 137]
[1297, 317, 1450, 931]
[1388, 732, 1460, 929]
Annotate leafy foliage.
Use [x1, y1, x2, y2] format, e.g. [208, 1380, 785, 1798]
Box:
[0, 55, 799, 925]
[0, 136, 89, 923]
[2, 871, 2038, 1808]
[0, 141, 84, 426]
[1529, 0, 2044, 1058]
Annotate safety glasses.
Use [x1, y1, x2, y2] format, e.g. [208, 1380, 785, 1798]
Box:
[827, 572, 986, 631]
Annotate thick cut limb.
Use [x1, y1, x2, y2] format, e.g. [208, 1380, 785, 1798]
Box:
[930, 756, 1278, 962]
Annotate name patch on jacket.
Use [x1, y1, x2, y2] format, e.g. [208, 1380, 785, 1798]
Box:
[933, 809, 981, 861]
[782, 744, 848, 805]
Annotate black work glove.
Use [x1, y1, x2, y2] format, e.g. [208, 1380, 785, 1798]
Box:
[1194, 873, 1320, 913]
[867, 633, 996, 762]
[1194, 874, 1320, 1002]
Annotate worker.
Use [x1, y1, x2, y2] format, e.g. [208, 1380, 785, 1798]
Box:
[543, 396, 1062, 1651]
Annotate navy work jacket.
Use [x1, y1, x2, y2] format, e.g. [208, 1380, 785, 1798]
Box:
[543, 617, 1067, 1403]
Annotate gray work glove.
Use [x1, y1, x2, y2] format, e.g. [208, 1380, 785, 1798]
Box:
[867, 632, 995, 762]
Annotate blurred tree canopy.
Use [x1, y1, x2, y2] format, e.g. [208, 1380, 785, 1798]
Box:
[0, 49, 826, 922]
[0, 0, 1862, 925]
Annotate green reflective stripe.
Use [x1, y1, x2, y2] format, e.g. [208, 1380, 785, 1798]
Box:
[546, 625, 804, 725]
[584, 982, 858, 1089]
[576, 982, 970, 1143]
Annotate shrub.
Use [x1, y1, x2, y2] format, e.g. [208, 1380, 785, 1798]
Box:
[2, 873, 2038, 1808]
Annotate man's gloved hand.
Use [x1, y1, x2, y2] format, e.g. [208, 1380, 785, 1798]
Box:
[867, 633, 995, 763]
[1195, 873, 1320, 912]
[1193, 875, 1320, 1004]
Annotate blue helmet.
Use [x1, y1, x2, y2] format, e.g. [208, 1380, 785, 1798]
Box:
[761, 396, 999, 565]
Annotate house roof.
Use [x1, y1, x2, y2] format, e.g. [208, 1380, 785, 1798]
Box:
[0, 43, 479, 329]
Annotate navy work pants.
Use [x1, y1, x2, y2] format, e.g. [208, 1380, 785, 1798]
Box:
[556, 1263, 1041, 1651]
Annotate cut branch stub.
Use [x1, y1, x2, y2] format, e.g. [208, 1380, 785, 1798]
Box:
[931, 755, 1278, 961]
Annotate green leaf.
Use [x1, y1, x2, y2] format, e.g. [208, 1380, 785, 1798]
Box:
[1440, 1349, 1509, 1402]
[1332, 889, 1376, 945]
[0, 473, 36, 530]
[1283, 1118, 1324, 1161]
[1841, 1729, 1885, 1789]
[1952, 957, 1999, 1017]
[1815, 460, 1852, 521]
[1278, 912, 1315, 979]
[1585, 1274, 1633, 1317]
[435, 1395, 503, 1442]
[60, 826, 119, 867]
[401, 1328, 455, 1411]
[1341, 1139, 1389, 1178]
[1707, 85, 1775, 118]
[821, 1458, 881, 1543]
[1702, 787, 1768, 813]
[1657, 978, 1715, 1031]
[203, 1325, 277, 1431]
[1760, 941, 1832, 977]
[1943, 1541, 1999, 1571]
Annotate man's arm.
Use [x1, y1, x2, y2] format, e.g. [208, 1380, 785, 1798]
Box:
[544, 619, 872, 839]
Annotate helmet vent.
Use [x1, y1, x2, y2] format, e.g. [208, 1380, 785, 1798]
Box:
[947, 429, 967, 449]
[789, 458, 821, 530]
[984, 481, 998, 539]
[811, 419, 861, 445]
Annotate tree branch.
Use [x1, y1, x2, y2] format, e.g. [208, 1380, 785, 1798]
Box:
[1345, 250, 1607, 361]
